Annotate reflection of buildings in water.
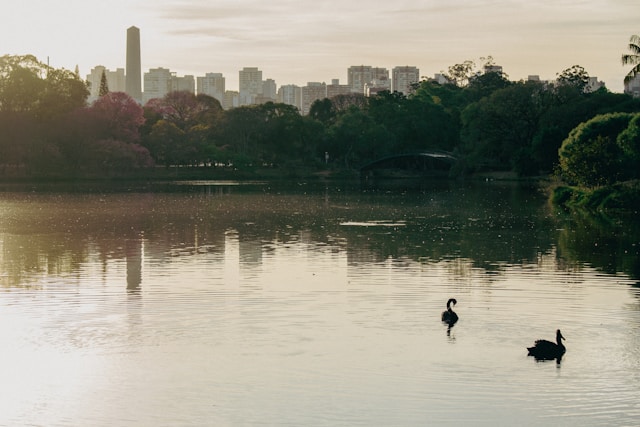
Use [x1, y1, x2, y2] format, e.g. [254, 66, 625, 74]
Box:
[239, 238, 262, 266]
[224, 230, 240, 287]
[126, 237, 143, 292]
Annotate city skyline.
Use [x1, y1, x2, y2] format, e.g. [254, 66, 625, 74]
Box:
[3, 0, 639, 93]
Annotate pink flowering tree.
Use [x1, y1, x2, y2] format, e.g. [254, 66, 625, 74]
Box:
[90, 91, 145, 143]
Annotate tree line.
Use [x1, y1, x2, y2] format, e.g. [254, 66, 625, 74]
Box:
[1, 53, 639, 193]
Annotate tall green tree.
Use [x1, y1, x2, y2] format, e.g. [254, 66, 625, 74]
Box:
[99, 69, 109, 97]
[442, 60, 476, 87]
[556, 65, 591, 93]
[0, 54, 46, 113]
[622, 34, 640, 84]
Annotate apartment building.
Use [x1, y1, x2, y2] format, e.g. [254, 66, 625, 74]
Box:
[392, 66, 420, 95]
[239, 67, 263, 106]
[171, 75, 195, 93]
[197, 73, 225, 102]
[223, 90, 239, 110]
[262, 78, 277, 101]
[347, 65, 372, 94]
[326, 79, 352, 99]
[277, 84, 302, 112]
[301, 82, 327, 115]
[143, 67, 172, 103]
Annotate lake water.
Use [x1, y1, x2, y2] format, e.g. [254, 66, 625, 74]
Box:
[1, 179, 639, 426]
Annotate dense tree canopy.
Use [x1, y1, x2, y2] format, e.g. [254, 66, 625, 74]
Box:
[558, 113, 637, 187]
[1, 53, 640, 185]
[0, 54, 88, 120]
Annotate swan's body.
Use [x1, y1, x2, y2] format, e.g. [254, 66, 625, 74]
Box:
[527, 329, 566, 361]
[441, 298, 458, 325]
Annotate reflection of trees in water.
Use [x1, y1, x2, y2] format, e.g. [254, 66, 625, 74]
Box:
[2, 181, 636, 288]
[556, 209, 640, 281]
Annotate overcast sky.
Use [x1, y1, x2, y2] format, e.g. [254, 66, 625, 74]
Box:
[3, 0, 639, 92]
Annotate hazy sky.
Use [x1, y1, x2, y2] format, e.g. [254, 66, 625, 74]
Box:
[3, 0, 639, 92]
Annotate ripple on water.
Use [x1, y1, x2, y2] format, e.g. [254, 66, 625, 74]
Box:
[1, 223, 639, 425]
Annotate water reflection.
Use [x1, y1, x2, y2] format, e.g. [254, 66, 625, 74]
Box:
[126, 237, 143, 292]
[556, 208, 640, 281]
[1, 180, 639, 426]
[1, 180, 639, 288]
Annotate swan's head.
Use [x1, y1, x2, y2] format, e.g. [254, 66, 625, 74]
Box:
[447, 298, 457, 309]
[556, 329, 565, 341]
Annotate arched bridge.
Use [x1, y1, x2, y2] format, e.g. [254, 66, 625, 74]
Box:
[360, 151, 457, 177]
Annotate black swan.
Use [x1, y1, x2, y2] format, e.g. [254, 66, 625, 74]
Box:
[527, 329, 566, 361]
[441, 298, 458, 325]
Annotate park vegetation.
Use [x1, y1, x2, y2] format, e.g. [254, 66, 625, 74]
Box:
[1, 51, 639, 212]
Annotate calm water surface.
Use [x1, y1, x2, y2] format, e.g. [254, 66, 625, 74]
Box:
[1, 180, 639, 426]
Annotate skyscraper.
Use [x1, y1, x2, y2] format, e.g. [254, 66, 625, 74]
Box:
[126, 26, 142, 103]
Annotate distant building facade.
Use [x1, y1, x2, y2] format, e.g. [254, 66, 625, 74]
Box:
[142, 68, 195, 103]
[483, 64, 503, 75]
[392, 66, 420, 95]
[197, 73, 225, 102]
[432, 73, 450, 85]
[239, 67, 263, 106]
[364, 83, 388, 97]
[347, 65, 373, 94]
[171, 74, 195, 93]
[348, 66, 389, 95]
[625, 74, 640, 97]
[586, 76, 605, 93]
[143, 67, 172, 103]
[371, 67, 390, 85]
[301, 82, 327, 115]
[262, 78, 277, 101]
[365, 73, 391, 96]
[277, 84, 302, 111]
[223, 90, 239, 110]
[326, 79, 351, 99]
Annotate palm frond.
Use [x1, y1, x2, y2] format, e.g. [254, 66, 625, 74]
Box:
[622, 35, 640, 83]
[626, 35, 640, 55]
[622, 53, 640, 65]
[627, 42, 640, 56]
[624, 64, 640, 83]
